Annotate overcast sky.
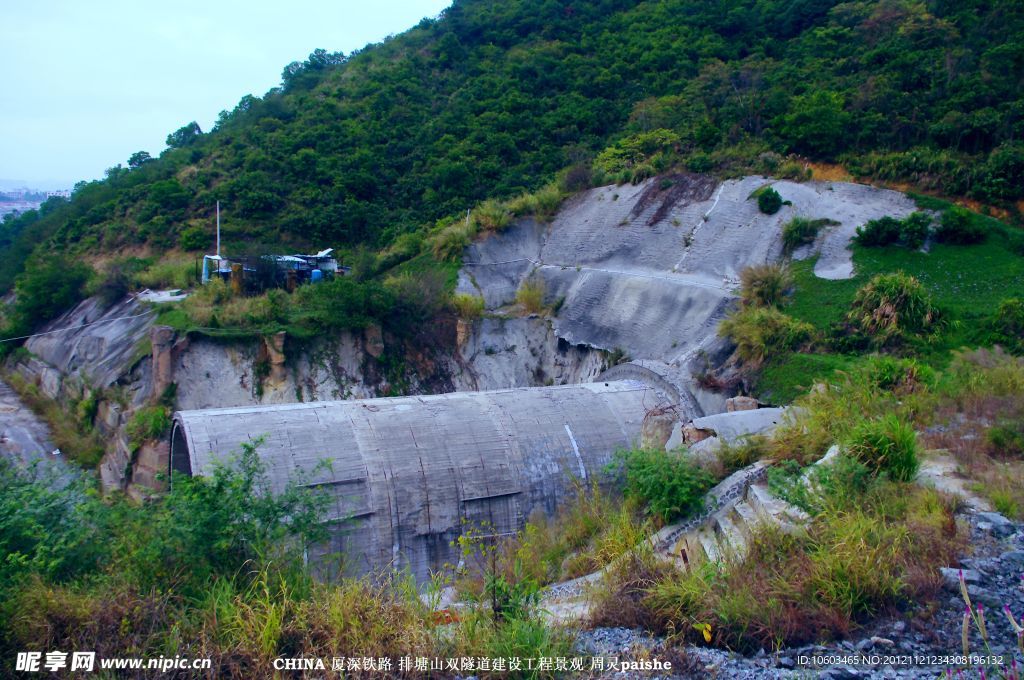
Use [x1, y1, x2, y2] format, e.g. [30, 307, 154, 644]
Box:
[0, 0, 452, 189]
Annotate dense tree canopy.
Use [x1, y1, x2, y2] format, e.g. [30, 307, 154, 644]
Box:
[2, 0, 1022, 291]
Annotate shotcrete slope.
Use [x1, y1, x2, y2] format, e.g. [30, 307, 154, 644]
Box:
[459, 174, 916, 398]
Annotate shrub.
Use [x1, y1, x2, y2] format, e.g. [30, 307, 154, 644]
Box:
[854, 216, 902, 247]
[934, 206, 986, 245]
[558, 162, 593, 193]
[515, 276, 546, 314]
[719, 306, 815, 365]
[863, 356, 935, 395]
[845, 415, 921, 482]
[853, 212, 931, 249]
[897, 212, 932, 249]
[987, 297, 1024, 354]
[89, 266, 130, 307]
[846, 272, 935, 345]
[756, 187, 783, 215]
[686, 153, 713, 173]
[178, 225, 212, 251]
[739, 263, 791, 308]
[610, 448, 714, 523]
[7, 256, 92, 336]
[781, 217, 836, 254]
[452, 292, 485, 320]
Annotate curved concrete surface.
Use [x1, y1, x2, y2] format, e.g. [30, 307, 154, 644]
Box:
[171, 381, 655, 581]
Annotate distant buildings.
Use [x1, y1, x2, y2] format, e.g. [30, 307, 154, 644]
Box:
[0, 187, 69, 219]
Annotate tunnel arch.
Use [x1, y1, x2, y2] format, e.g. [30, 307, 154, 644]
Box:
[170, 381, 655, 581]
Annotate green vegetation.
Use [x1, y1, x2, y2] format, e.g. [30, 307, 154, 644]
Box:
[610, 448, 714, 523]
[3, 374, 105, 467]
[590, 350, 1023, 651]
[719, 306, 814, 365]
[748, 200, 1024, 403]
[844, 272, 936, 347]
[0, 443, 575, 677]
[515, 275, 547, 315]
[781, 217, 837, 255]
[739, 262, 791, 308]
[755, 186, 783, 215]
[125, 406, 172, 451]
[845, 414, 921, 482]
[452, 292, 486, 320]
[3, 0, 1023, 301]
[853, 213, 932, 249]
[935, 205, 987, 245]
[989, 297, 1024, 354]
[0, 256, 91, 351]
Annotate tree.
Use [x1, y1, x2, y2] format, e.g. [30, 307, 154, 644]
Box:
[776, 91, 852, 158]
[166, 121, 202, 149]
[127, 151, 153, 169]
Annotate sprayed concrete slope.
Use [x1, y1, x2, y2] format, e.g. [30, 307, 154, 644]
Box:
[458, 174, 915, 411]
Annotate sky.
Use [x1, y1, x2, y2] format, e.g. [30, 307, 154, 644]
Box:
[0, 0, 452, 190]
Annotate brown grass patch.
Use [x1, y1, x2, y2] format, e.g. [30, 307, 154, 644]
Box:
[806, 162, 853, 182]
[920, 394, 1024, 519]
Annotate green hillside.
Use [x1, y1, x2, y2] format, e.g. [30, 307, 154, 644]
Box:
[2, 0, 1023, 297]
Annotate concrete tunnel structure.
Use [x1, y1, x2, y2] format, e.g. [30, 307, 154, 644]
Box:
[170, 380, 664, 581]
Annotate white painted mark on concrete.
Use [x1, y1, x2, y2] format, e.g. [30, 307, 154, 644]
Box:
[674, 183, 725, 273]
[564, 424, 587, 481]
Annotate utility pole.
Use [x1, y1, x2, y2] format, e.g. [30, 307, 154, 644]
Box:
[216, 200, 221, 258]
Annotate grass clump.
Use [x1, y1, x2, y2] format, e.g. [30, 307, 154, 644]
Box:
[719, 306, 814, 366]
[609, 448, 714, 523]
[781, 217, 837, 254]
[452, 292, 485, 320]
[125, 406, 171, 451]
[845, 414, 921, 482]
[515, 275, 547, 314]
[739, 263, 791, 308]
[507, 182, 566, 222]
[429, 219, 475, 262]
[133, 256, 197, 290]
[473, 198, 512, 232]
[844, 272, 936, 347]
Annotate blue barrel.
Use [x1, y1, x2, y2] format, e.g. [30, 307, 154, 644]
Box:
[310, 269, 323, 283]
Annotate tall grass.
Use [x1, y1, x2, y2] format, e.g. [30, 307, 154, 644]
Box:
[719, 306, 814, 366]
[845, 415, 921, 482]
[739, 263, 792, 308]
[516, 276, 547, 314]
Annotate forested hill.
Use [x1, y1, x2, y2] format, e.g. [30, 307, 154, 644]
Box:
[2, 0, 1023, 289]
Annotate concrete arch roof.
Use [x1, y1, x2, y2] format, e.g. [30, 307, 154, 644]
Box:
[171, 381, 655, 580]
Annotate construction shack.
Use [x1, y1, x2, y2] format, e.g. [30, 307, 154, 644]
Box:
[170, 382, 653, 581]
